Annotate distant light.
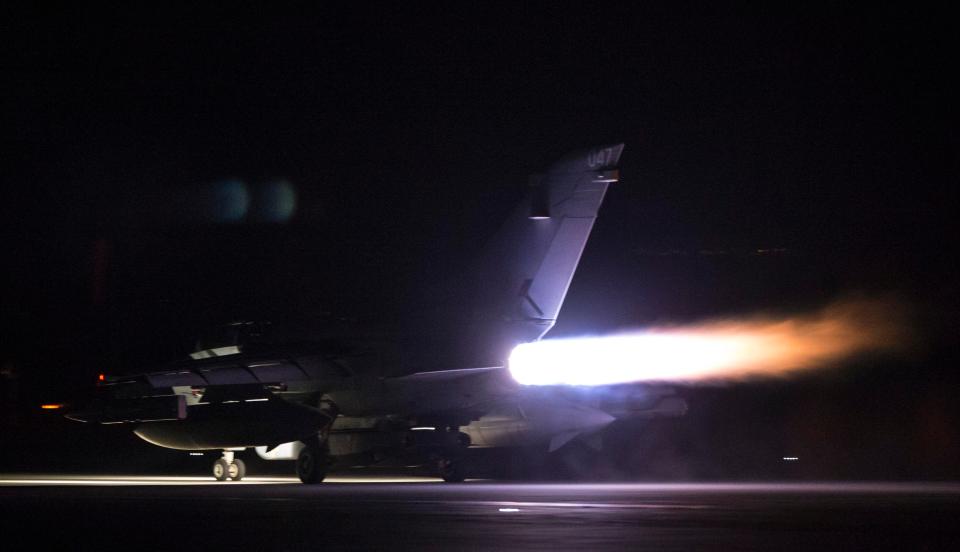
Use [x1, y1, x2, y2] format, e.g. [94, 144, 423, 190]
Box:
[498, 508, 520, 513]
[189, 453, 204, 456]
[254, 179, 297, 223]
[98, 374, 105, 382]
[203, 179, 250, 222]
[244, 398, 270, 402]
[783, 457, 799, 461]
[410, 427, 436, 431]
[40, 404, 64, 410]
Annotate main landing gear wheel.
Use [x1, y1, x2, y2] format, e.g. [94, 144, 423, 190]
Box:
[213, 458, 230, 481]
[438, 458, 467, 483]
[228, 458, 246, 481]
[296, 443, 328, 484]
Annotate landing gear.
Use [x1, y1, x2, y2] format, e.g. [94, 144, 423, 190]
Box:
[213, 458, 230, 481]
[228, 458, 246, 480]
[212, 451, 246, 481]
[432, 429, 469, 483]
[437, 457, 466, 483]
[296, 439, 329, 484]
[296, 404, 338, 484]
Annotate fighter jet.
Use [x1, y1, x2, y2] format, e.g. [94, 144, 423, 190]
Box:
[66, 144, 687, 483]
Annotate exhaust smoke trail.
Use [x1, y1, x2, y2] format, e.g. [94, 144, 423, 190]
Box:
[509, 298, 908, 386]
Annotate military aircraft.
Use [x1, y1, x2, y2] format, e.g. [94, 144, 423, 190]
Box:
[66, 144, 687, 483]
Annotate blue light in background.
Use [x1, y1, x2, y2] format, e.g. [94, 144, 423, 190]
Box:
[205, 179, 250, 222]
[254, 179, 297, 223]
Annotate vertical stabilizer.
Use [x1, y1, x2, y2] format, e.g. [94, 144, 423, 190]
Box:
[483, 144, 624, 341]
[405, 144, 624, 368]
[427, 144, 625, 367]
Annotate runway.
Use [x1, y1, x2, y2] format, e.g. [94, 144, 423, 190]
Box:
[0, 474, 437, 486]
[2, 476, 959, 551]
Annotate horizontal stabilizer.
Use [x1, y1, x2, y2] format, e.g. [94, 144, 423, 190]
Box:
[396, 366, 505, 383]
[548, 429, 581, 452]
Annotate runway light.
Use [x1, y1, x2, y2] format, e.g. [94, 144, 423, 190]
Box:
[498, 508, 521, 512]
[509, 298, 906, 386]
[783, 457, 799, 461]
[40, 404, 64, 410]
[410, 427, 436, 431]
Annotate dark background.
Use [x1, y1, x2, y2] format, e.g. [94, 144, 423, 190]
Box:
[2, 4, 957, 479]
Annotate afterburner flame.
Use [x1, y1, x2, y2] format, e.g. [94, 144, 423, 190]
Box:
[509, 299, 907, 386]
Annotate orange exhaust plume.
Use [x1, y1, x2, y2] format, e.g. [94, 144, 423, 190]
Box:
[509, 297, 910, 386]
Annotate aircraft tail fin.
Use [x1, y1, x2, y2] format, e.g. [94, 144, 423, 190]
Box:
[509, 144, 624, 333]
[405, 144, 624, 368]
[461, 144, 624, 360]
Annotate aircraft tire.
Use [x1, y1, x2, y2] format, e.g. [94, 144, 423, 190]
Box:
[230, 458, 246, 481]
[213, 458, 230, 481]
[439, 458, 466, 483]
[296, 445, 327, 484]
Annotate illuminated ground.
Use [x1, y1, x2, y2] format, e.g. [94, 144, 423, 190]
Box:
[1, 477, 958, 550]
[0, 474, 440, 485]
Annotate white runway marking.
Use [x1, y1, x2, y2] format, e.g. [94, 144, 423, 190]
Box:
[491, 500, 712, 510]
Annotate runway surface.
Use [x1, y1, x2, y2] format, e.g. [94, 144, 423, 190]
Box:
[2, 476, 959, 551]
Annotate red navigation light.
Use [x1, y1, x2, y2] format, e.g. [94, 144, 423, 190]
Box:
[98, 373, 105, 382]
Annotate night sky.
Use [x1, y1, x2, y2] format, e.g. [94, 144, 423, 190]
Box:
[2, 5, 957, 478]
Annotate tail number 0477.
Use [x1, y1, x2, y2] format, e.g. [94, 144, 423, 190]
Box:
[587, 147, 616, 168]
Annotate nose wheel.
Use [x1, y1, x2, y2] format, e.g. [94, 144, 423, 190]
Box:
[212, 451, 246, 481]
